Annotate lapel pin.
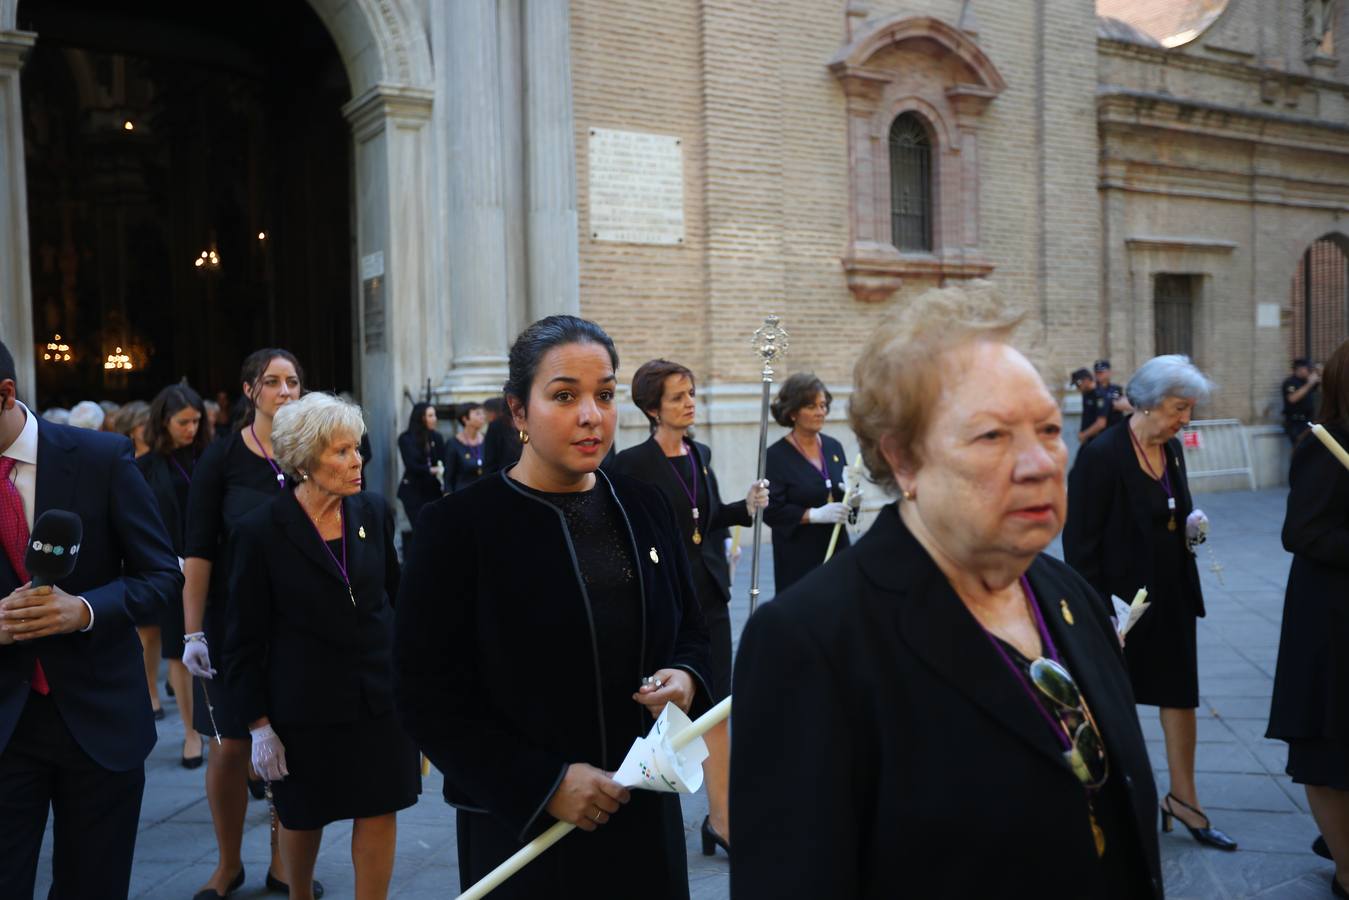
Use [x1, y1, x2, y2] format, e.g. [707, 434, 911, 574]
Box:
[1060, 599, 1074, 626]
[832, 454, 840, 463]
[649, 547, 660, 564]
[358, 525, 366, 540]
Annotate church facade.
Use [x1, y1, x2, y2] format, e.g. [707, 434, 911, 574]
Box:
[0, 0, 1344, 497]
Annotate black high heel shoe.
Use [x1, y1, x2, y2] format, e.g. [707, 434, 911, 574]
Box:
[701, 816, 730, 858]
[1160, 793, 1237, 851]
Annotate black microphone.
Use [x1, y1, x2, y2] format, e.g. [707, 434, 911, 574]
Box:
[24, 510, 82, 587]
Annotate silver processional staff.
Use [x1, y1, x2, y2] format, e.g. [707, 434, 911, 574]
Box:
[748, 315, 789, 616]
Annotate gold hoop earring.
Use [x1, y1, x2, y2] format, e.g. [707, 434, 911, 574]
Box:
[519, 430, 530, 444]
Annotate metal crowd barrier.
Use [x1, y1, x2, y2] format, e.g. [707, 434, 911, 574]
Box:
[1178, 419, 1257, 491]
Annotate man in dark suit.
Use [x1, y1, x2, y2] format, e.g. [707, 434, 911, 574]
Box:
[0, 340, 183, 898]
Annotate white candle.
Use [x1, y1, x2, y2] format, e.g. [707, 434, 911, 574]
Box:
[1311, 424, 1349, 473]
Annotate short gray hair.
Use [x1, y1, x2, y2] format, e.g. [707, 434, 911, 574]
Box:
[272, 392, 366, 478]
[68, 400, 105, 430]
[1126, 355, 1215, 410]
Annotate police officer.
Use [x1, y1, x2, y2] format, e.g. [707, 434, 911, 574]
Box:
[1282, 357, 1321, 444]
[1072, 367, 1106, 445]
[1094, 359, 1130, 428]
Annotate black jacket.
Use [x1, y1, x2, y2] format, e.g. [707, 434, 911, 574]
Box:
[481, 416, 522, 474]
[731, 504, 1163, 899]
[1063, 418, 1204, 619]
[137, 451, 190, 556]
[762, 433, 851, 592]
[0, 420, 182, 771]
[393, 468, 711, 841]
[224, 490, 401, 726]
[609, 436, 752, 605]
[397, 430, 447, 503]
[1268, 424, 1349, 742]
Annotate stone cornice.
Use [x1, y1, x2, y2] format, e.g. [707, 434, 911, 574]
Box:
[1125, 236, 1237, 254]
[1098, 87, 1349, 154]
[1097, 36, 1349, 95]
[0, 30, 35, 70]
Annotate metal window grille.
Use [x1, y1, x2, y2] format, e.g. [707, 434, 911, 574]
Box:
[1154, 274, 1196, 358]
[889, 114, 932, 252]
[1288, 238, 1349, 364]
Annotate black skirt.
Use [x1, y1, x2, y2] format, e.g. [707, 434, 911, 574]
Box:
[271, 709, 421, 830]
[1287, 738, 1349, 791]
[159, 587, 186, 660]
[192, 602, 250, 740]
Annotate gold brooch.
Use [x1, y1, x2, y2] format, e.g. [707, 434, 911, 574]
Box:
[649, 548, 660, 564]
[358, 526, 367, 539]
[832, 455, 839, 463]
[1060, 599, 1074, 625]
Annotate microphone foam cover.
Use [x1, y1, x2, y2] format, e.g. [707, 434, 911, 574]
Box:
[25, 509, 83, 585]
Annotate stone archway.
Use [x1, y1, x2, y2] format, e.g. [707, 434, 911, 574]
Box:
[1288, 232, 1349, 364]
[0, 0, 434, 496]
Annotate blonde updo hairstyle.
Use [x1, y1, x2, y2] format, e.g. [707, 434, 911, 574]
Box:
[849, 281, 1025, 494]
[272, 392, 367, 479]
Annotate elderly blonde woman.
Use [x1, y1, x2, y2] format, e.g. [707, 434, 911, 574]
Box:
[224, 392, 419, 900]
[731, 285, 1162, 899]
[1064, 355, 1236, 852]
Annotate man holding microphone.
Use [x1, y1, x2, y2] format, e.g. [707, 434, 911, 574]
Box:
[0, 339, 182, 898]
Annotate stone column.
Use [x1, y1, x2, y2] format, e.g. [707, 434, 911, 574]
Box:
[498, 0, 529, 341]
[523, 0, 580, 319]
[435, 0, 512, 392]
[0, 30, 35, 395]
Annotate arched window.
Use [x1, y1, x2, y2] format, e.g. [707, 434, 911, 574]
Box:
[889, 114, 932, 252]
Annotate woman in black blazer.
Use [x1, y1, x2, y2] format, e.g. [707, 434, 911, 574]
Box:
[444, 401, 487, 492]
[732, 286, 1161, 898]
[762, 373, 855, 594]
[395, 402, 446, 536]
[395, 317, 711, 900]
[226, 392, 419, 899]
[1268, 339, 1349, 891]
[137, 383, 210, 768]
[610, 358, 767, 856]
[1064, 354, 1235, 852]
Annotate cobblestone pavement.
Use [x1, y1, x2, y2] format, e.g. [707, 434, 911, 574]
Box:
[33, 488, 1335, 898]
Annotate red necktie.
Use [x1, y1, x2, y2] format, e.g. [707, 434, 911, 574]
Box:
[0, 457, 50, 695]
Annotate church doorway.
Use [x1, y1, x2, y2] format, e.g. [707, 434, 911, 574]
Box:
[18, 0, 353, 409]
[1288, 234, 1349, 366]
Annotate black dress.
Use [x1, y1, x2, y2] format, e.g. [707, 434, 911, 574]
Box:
[1064, 420, 1205, 709]
[444, 434, 486, 492]
[1267, 424, 1349, 788]
[184, 431, 289, 738]
[136, 447, 195, 659]
[763, 433, 850, 594]
[225, 491, 420, 829]
[396, 430, 446, 529]
[394, 470, 711, 900]
[609, 437, 753, 701]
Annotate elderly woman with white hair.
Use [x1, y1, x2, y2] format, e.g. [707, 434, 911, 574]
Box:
[732, 284, 1162, 899]
[225, 392, 420, 899]
[1064, 354, 1236, 852]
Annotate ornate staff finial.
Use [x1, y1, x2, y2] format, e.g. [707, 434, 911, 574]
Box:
[750, 315, 790, 377]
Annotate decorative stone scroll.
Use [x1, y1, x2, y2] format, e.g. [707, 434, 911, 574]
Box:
[587, 128, 685, 246]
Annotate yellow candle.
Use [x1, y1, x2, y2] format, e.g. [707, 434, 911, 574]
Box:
[1312, 424, 1349, 473]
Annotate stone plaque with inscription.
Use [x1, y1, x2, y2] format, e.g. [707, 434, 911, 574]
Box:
[588, 128, 684, 245]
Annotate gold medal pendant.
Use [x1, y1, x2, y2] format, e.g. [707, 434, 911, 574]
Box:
[1090, 810, 1106, 857]
[1167, 516, 1177, 532]
[692, 529, 702, 545]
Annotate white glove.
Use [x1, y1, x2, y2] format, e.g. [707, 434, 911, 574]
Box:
[745, 479, 769, 516]
[182, 633, 216, 679]
[250, 724, 289, 782]
[725, 536, 741, 568]
[1186, 509, 1209, 545]
[808, 502, 849, 525]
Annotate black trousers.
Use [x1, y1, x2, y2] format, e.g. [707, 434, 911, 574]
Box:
[0, 691, 146, 899]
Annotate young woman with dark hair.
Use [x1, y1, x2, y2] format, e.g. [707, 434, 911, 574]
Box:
[395, 316, 711, 900]
[610, 358, 767, 857]
[137, 383, 209, 766]
[762, 373, 856, 592]
[180, 349, 323, 899]
[395, 402, 446, 538]
[443, 401, 486, 492]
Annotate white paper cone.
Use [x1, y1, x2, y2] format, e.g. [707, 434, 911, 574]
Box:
[612, 702, 708, 793]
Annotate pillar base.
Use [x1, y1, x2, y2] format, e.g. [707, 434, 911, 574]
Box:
[435, 356, 510, 402]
